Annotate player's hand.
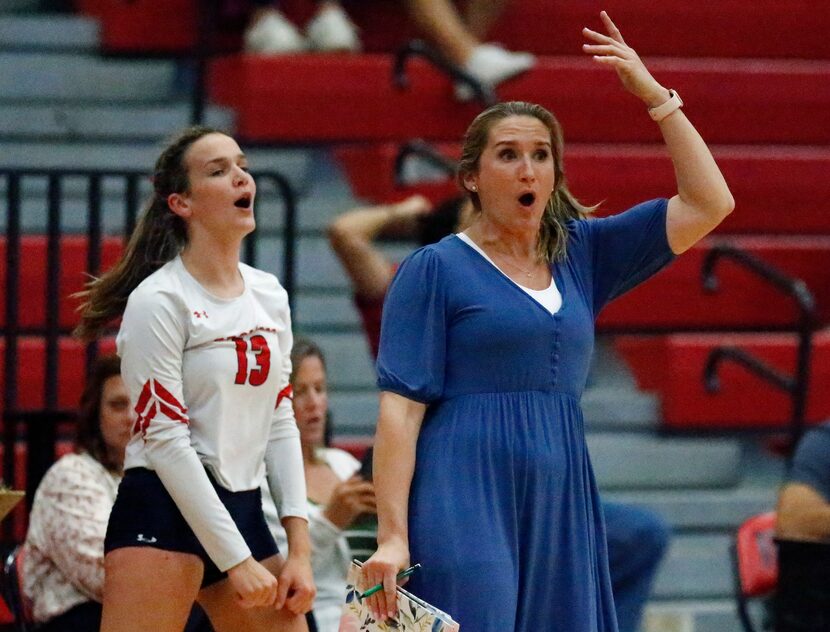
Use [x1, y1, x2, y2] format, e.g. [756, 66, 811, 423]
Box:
[227, 556, 279, 609]
[276, 554, 316, 614]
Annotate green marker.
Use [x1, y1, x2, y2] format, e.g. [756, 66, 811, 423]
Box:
[358, 563, 421, 601]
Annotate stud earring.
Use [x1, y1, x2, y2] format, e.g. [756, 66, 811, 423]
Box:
[471, 185, 477, 192]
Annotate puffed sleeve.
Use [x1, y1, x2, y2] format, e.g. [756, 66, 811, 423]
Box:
[376, 247, 448, 403]
[577, 198, 675, 315]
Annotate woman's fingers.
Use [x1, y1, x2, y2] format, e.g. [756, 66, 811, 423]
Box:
[600, 10, 627, 44]
[383, 572, 398, 619]
[582, 43, 630, 58]
[582, 27, 618, 46]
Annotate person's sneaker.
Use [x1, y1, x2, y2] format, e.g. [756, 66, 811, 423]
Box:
[244, 10, 307, 54]
[306, 4, 361, 52]
[455, 43, 536, 100]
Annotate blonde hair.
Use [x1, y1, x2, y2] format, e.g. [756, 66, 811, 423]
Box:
[456, 101, 597, 262]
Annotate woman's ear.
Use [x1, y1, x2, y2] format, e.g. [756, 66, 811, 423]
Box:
[167, 192, 191, 219]
[461, 172, 478, 194]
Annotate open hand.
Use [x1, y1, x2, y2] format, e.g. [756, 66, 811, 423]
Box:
[582, 11, 670, 108]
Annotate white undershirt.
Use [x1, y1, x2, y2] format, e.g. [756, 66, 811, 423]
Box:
[456, 233, 562, 315]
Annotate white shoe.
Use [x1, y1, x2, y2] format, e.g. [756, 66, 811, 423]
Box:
[306, 4, 361, 52]
[455, 43, 536, 100]
[244, 11, 307, 54]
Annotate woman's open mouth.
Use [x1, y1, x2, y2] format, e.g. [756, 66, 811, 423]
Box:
[518, 192, 536, 207]
[234, 193, 252, 209]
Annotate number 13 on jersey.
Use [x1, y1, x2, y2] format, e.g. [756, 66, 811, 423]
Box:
[232, 334, 271, 386]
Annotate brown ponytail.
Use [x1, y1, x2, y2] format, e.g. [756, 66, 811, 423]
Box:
[74, 126, 222, 341]
[456, 101, 598, 262]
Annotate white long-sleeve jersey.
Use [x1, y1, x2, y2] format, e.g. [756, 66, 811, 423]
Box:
[117, 256, 307, 571]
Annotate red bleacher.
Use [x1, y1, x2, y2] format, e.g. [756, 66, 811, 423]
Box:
[335, 143, 830, 234]
[80, 0, 830, 60]
[209, 55, 830, 144]
[615, 331, 830, 430]
[598, 237, 830, 331]
[0, 337, 117, 413]
[0, 236, 124, 330]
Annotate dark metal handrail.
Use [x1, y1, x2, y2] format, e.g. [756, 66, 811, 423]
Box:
[393, 138, 456, 187]
[0, 167, 297, 540]
[701, 243, 817, 452]
[392, 39, 497, 107]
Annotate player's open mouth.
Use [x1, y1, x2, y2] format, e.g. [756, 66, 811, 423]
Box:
[234, 194, 252, 209]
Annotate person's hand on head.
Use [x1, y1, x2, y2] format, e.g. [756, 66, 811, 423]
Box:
[582, 11, 670, 108]
[227, 556, 279, 609]
[323, 475, 377, 529]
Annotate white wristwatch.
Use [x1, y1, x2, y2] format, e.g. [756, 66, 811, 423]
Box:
[648, 89, 683, 122]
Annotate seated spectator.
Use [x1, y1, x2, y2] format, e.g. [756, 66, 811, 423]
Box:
[328, 194, 670, 632]
[21, 356, 212, 632]
[244, 0, 360, 53]
[263, 339, 376, 632]
[405, 0, 535, 96]
[775, 421, 830, 631]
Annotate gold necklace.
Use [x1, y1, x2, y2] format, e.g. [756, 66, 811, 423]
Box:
[495, 254, 537, 278]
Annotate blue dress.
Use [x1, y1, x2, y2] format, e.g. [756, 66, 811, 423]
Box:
[376, 199, 675, 632]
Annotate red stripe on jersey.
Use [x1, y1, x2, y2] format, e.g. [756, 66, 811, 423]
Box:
[152, 380, 189, 417]
[157, 400, 188, 425]
[134, 380, 153, 417]
[275, 384, 293, 409]
[136, 401, 157, 436]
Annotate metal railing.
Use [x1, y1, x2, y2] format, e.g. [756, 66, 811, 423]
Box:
[392, 39, 497, 108]
[0, 167, 297, 536]
[702, 244, 817, 452]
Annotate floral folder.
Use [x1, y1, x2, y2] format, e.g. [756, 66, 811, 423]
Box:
[339, 560, 460, 632]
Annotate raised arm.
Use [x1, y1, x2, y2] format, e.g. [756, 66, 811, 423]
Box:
[583, 11, 735, 255]
[327, 195, 433, 298]
[361, 391, 427, 622]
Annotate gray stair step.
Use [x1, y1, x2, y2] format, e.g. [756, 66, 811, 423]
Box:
[0, 143, 311, 185]
[293, 234, 416, 291]
[651, 534, 733, 600]
[582, 387, 659, 431]
[605, 487, 777, 531]
[589, 434, 742, 490]
[0, 15, 99, 51]
[0, 52, 177, 101]
[643, 600, 744, 632]
[0, 103, 234, 141]
[0, 0, 41, 13]
[294, 292, 361, 331]
[329, 392, 379, 436]
[307, 332, 376, 390]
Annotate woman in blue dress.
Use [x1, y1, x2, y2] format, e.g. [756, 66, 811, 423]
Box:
[362, 12, 734, 631]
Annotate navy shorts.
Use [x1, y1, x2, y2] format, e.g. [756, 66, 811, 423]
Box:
[104, 467, 279, 588]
